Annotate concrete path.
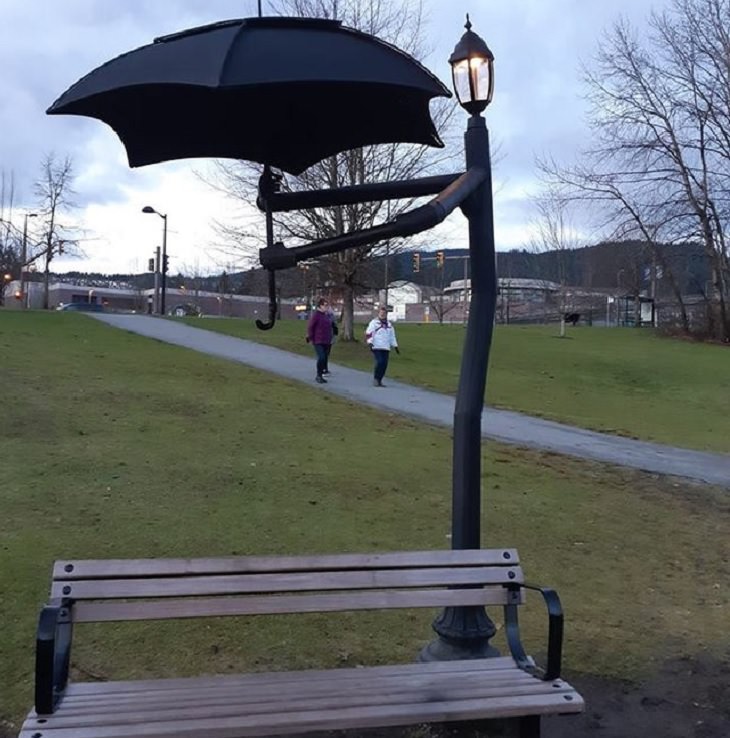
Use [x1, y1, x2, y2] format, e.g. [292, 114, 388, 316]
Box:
[94, 314, 730, 487]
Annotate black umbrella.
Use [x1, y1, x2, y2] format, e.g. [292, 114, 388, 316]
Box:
[48, 16, 451, 175]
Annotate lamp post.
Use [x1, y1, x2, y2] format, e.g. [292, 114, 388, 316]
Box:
[142, 206, 168, 315]
[421, 15, 499, 661]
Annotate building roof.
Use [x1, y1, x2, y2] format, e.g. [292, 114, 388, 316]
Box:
[444, 277, 561, 293]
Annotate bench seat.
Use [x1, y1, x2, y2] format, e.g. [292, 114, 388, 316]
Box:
[21, 658, 581, 738]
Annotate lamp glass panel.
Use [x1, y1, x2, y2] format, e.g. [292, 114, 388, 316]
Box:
[469, 57, 491, 101]
[452, 60, 472, 104]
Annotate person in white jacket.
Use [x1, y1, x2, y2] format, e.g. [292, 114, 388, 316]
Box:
[365, 306, 399, 387]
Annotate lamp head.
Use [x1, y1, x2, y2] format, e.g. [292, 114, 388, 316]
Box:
[142, 206, 156, 214]
[449, 14, 495, 115]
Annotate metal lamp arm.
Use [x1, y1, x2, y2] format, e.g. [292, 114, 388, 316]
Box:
[258, 167, 487, 272]
[504, 583, 564, 681]
[257, 173, 463, 213]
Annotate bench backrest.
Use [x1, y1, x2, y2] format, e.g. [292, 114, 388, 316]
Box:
[50, 549, 524, 623]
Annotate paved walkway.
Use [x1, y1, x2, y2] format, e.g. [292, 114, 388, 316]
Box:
[95, 314, 730, 487]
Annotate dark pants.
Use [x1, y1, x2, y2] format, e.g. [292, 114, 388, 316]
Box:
[372, 349, 390, 382]
[314, 343, 329, 377]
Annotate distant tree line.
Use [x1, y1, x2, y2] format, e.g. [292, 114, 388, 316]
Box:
[52, 239, 709, 304]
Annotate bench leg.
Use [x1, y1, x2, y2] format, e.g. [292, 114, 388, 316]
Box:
[518, 715, 541, 738]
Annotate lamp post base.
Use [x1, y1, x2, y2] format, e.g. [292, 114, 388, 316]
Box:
[418, 605, 499, 662]
[419, 634, 500, 662]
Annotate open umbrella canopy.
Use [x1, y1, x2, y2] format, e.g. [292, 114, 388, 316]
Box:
[48, 16, 451, 175]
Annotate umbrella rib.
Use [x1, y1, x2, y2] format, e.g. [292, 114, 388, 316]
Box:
[218, 21, 253, 89]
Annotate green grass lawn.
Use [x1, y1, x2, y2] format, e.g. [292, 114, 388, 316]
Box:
[182, 317, 730, 453]
[1, 312, 728, 734]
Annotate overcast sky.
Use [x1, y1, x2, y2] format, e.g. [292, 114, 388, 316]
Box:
[0, 0, 665, 275]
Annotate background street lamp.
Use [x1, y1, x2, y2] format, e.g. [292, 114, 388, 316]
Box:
[142, 206, 168, 315]
[421, 16, 500, 661]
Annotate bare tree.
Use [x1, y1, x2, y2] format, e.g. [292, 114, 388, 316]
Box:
[540, 0, 730, 339]
[528, 185, 584, 335]
[34, 154, 79, 309]
[204, 0, 458, 340]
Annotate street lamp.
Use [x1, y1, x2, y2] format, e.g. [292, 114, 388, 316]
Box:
[142, 206, 168, 315]
[448, 14, 495, 115]
[421, 16, 500, 661]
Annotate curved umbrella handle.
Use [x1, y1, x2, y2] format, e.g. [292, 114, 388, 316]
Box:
[255, 269, 277, 331]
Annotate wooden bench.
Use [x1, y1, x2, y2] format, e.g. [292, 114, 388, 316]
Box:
[21, 549, 583, 738]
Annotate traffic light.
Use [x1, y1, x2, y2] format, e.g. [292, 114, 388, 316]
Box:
[436, 250, 445, 268]
[412, 252, 421, 273]
[162, 254, 170, 274]
[148, 258, 155, 272]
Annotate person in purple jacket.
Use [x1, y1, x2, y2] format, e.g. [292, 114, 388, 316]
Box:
[306, 297, 334, 384]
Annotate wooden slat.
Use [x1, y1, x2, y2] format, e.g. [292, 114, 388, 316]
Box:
[54, 670, 544, 714]
[60, 656, 520, 697]
[53, 549, 520, 581]
[29, 678, 576, 728]
[21, 692, 584, 738]
[72, 586, 523, 623]
[37, 666, 549, 712]
[51, 566, 524, 600]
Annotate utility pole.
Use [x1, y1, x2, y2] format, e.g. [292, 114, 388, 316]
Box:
[160, 216, 168, 315]
[462, 254, 469, 324]
[154, 246, 161, 314]
[383, 243, 389, 312]
[21, 213, 37, 309]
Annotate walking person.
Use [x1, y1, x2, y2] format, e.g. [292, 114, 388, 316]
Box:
[306, 297, 334, 384]
[323, 304, 338, 375]
[365, 306, 399, 387]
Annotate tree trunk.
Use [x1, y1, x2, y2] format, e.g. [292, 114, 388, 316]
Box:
[341, 275, 356, 341]
[712, 267, 729, 342]
[648, 240, 689, 334]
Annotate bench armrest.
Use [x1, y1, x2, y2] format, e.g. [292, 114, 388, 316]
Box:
[35, 603, 73, 714]
[504, 583, 563, 681]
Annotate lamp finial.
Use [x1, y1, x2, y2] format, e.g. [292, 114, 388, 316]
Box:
[465, 14, 472, 31]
